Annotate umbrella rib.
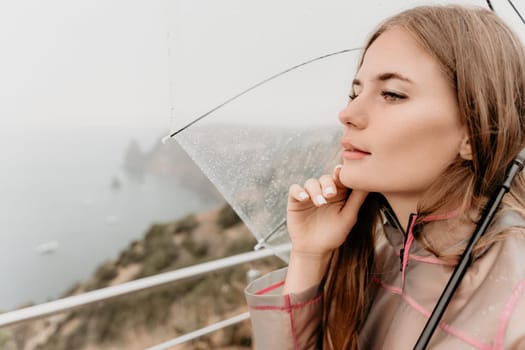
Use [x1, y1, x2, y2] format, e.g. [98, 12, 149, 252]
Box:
[167, 48, 361, 139]
[507, 0, 525, 25]
[254, 218, 287, 250]
[487, 0, 525, 26]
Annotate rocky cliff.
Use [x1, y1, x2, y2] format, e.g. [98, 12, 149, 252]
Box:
[0, 204, 285, 350]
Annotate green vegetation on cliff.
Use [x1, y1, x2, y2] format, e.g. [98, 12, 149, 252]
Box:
[1, 204, 284, 350]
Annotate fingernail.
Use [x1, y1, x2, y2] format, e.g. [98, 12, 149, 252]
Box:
[315, 195, 327, 205]
[335, 164, 343, 170]
[324, 187, 336, 195]
[298, 191, 309, 201]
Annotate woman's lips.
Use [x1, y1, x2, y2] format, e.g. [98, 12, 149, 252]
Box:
[342, 149, 370, 160]
[341, 141, 371, 160]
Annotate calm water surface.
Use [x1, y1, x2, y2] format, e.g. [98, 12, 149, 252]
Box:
[0, 126, 222, 310]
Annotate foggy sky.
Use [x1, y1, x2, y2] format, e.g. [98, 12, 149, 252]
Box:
[0, 0, 522, 131]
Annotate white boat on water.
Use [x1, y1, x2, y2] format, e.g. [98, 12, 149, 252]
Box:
[35, 241, 59, 255]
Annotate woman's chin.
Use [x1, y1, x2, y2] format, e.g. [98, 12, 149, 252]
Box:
[339, 174, 366, 191]
[340, 168, 358, 185]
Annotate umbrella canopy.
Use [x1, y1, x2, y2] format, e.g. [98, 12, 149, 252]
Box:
[170, 48, 356, 260]
[165, 0, 523, 261]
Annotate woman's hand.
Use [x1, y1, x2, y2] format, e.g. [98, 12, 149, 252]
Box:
[286, 165, 369, 258]
[283, 165, 369, 294]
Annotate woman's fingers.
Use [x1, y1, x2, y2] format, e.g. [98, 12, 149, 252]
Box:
[289, 184, 310, 202]
[318, 174, 337, 199]
[332, 164, 346, 189]
[289, 167, 349, 207]
[304, 178, 327, 206]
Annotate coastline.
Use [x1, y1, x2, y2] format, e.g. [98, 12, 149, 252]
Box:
[1, 204, 285, 350]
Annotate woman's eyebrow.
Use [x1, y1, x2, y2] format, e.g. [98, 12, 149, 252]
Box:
[352, 72, 414, 87]
[378, 72, 413, 83]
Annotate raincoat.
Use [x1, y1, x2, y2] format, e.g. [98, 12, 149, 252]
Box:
[245, 209, 525, 349]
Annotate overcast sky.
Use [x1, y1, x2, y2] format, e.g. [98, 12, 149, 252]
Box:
[0, 0, 522, 131]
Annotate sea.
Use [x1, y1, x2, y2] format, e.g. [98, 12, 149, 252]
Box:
[0, 125, 223, 311]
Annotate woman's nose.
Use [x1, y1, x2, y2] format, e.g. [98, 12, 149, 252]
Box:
[338, 99, 368, 129]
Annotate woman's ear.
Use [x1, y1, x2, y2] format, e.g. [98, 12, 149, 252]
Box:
[459, 135, 472, 160]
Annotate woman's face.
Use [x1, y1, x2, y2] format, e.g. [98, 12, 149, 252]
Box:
[338, 27, 467, 199]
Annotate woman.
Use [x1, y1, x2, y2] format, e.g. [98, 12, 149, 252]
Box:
[245, 5, 525, 350]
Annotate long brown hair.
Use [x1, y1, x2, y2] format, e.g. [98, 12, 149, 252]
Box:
[322, 5, 525, 349]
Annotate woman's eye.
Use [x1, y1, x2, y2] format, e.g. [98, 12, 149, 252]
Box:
[348, 93, 358, 101]
[381, 90, 407, 101]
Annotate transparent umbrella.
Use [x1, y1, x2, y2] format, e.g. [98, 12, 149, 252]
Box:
[163, 0, 522, 263]
[167, 48, 357, 261]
